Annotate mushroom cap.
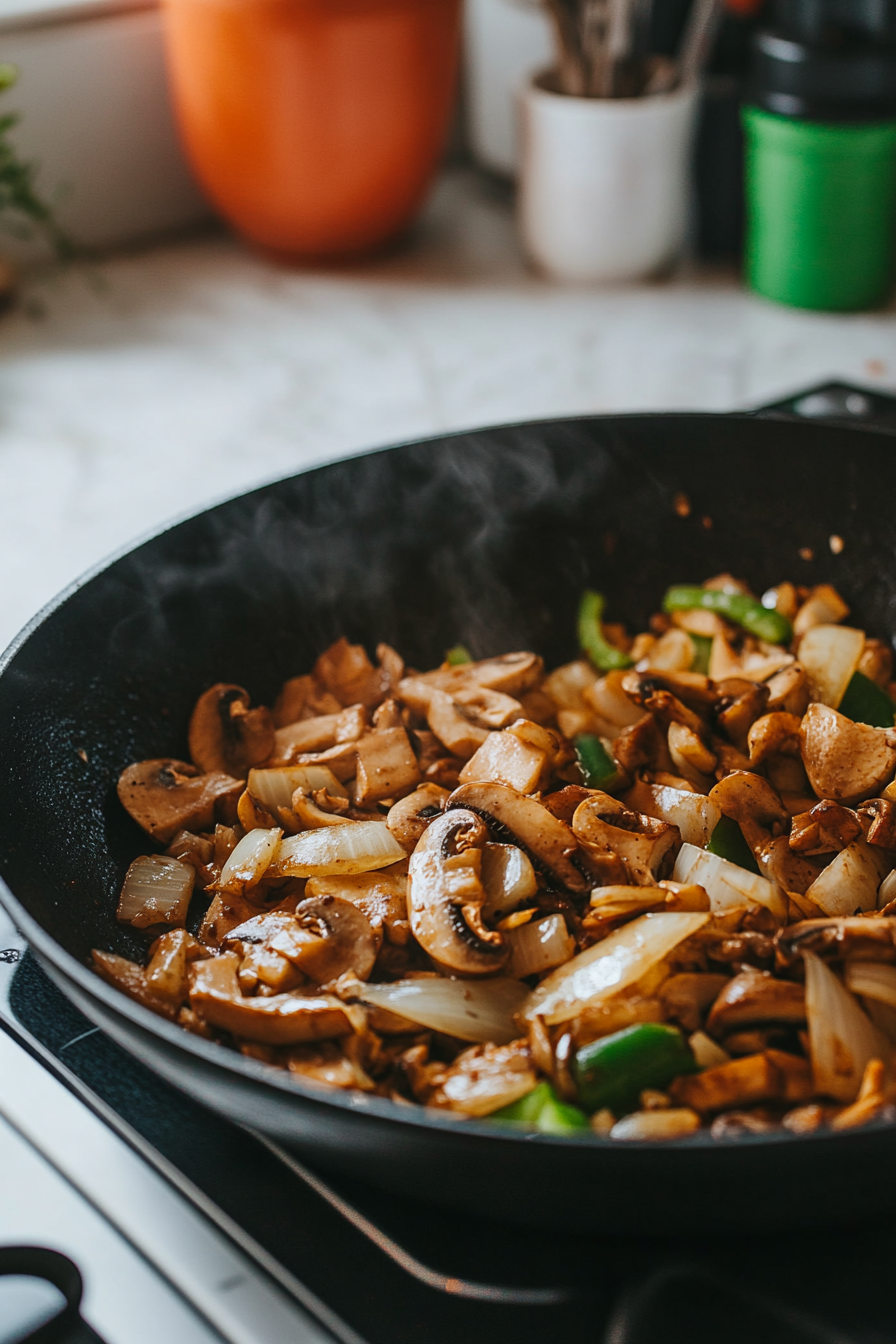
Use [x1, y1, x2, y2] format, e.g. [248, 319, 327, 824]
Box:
[188, 683, 275, 778]
[709, 771, 789, 831]
[407, 809, 508, 977]
[800, 702, 896, 806]
[386, 783, 449, 851]
[117, 758, 243, 844]
[706, 968, 806, 1036]
[447, 781, 588, 894]
[225, 898, 380, 982]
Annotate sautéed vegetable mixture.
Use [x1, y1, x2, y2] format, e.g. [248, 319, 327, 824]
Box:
[97, 575, 896, 1140]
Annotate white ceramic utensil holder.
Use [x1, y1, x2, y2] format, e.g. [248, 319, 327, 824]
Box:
[518, 77, 699, 283]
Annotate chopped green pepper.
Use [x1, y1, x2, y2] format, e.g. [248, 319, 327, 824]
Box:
[706, 815, 760, 874]
[491, 1080, 553, 1125]
[688, 633, 713, 676]
[490, 1081, 589, 1134]
[445, 644, 472, 666]
[536, 1092, 590, 1135]
[578, 590, 633, 672]
[838, 670, 895, 729]
[573, 1023, 698, 1116]
[663, 585, 792, 646]
[575, 734, 620, 791]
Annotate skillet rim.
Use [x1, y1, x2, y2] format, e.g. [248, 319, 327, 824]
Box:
[2, 408, 895, 1157]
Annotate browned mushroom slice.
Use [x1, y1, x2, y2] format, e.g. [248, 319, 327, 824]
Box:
[669, 1049, 812, 1114]
[426, 1039, 537, 1116]
[292, 741, 360, 782]
[412, 652, 544, 698]
[92, 949, 179, 1020]
[407, 809, 508, 976]
[386, 784, 449, 851]
[354, 726, 421, 805]
[314, 637, 391, 709]
[715, 683, 771, 753]
[659, 972, 731, 1032]
[266, 895, 381, 981]
[776, 916, 896, 965]
[789, 799, 861, 855]
[448, 781, 589, 893]
[706, 968, 806, 1036]
[117, 758, 243, 845]
[398, 678, 489, 759]
[458, 720, 556, 794]
[145, 928, 208, 1003]
[708, 771, 789, 857]
[765, 663, 810, 716]
[452, 685, 523, 729]
[800, 703, 896, 806]
[306, 865, 411, 946]
[622, 669, 716, 714]
[858, 798, 896, 850]
[572, 793, 680, 886]
[757, 836, 827, 897]
[188, 684, 275, 778]
[747, 712, 802, 766]
[189, 952, 354, 1044]
[612, 716, 669, 776]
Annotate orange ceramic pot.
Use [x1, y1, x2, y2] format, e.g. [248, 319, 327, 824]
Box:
[162, 0, 461, 258]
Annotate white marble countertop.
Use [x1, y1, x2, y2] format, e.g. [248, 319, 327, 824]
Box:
[2, 165, 896, 648]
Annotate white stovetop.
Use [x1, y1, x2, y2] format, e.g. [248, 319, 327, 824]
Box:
[1, 164, 895, 651]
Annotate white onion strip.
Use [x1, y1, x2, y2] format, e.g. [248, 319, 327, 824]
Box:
[673, 843, 787, 921]
[521, 911, 709, 1026]
[845, 960, 896, 1010]
[804, 950, 890, 1102]
[248, 765, 348, 812]
[507, 914, 575, 979]
[271, 821, 406, 878]
[218, 827, 281, 896]
[357, 977, 529, 1044]
[117, 855, 194, 929]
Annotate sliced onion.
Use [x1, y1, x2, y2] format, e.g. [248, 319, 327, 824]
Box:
[797, 624, 864, 708]
[673, 843, 787, 922]
[638, 786, 720, 849]
[357, 977, 529, 1044]
[248, 765, 349, 812]
[804, 950, 890, 1102]
[272, 821, 406, 877]
[542, 659, 597, 711]
[117, 855, 194, 929]
[845, 960, 896, 1009]
[507, 914, 575, 978]
[805, 840, 891, 917]
[521, 911, 709, 1026]
[641, 629, 693, 673]
[481, 843, 537, 918]
[879, 869, 896, 907]
[218, 827, 282, 896]
[863, 996, 896, 1045]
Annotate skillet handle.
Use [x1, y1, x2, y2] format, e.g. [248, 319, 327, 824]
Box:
[751, 379, 896, 430]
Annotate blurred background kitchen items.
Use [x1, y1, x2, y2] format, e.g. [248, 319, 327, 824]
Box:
[517, 0, 720, 282]
[0, 0, 207, 258]
[519, 76, 698, 280]
[744, 0, 896, 310]
[465, 0, 551, 177]
[162, 0, 461, 260]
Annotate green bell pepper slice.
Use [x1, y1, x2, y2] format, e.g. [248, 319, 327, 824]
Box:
[573, 1023, 698, 1116]
[706, 814, 760, 874]
[838, 669, 896, 729]
[575, 734, 620, 791]
[444, 644, 472, 666]
[578, 591, 633, 672]
[688, 633, 713, 675]
[663, 585, 792, 646]
[491, 1081, 589, 1134]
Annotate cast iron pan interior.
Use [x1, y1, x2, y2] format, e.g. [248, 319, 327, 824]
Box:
[2, 412, 895, 1233]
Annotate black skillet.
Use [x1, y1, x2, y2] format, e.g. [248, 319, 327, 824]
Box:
[2, 409, 896, 1235]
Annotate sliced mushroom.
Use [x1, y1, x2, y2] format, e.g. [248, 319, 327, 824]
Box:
[407, 809, 508, 976]
[426, 1039, 537, 1116]
[776, 917, 896, 966]
[412, 652, 544, 698]
[92, 949, 180, 1019]
[858, 798, 896, 850]
[354, 726, 421, 805]
[765, 663, 810, 717]
[859, 639, 894, 690]
[716, 684, 771, 752]
[306, 866, 410, 946]
[758, 835, 827, 896]
[669, 1049, 812, 1114]
[188, 684, 275, 778]
[452, 685, 523, 729]
[386, 784, 449, 851]
[225, 896, 380, 982]
[117, 758, 243, 845]
[314, 637, 391, 709]
[747, 712, 802, 766]
[458, 722, 554, 794]
[709, 771, 789, 855]
[448, 781, 589, 893]
[571, 793, 680, 886]
[706, 968, 806, 1036]
[800, 703, 896, 805]
[189, 952, 354, 1044]
[146, 928, 208, 1003]
[789, 800, 863, 855]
